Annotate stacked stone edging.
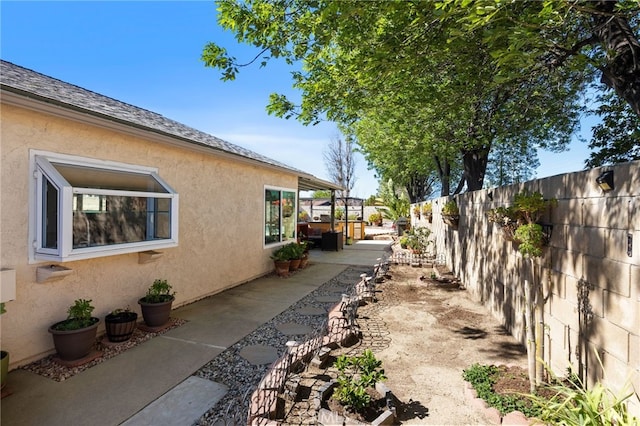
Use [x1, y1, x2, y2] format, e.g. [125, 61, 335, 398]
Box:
[247, 258, 392, 425]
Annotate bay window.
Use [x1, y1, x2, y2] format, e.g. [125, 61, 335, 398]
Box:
[30, 151, 179, 262]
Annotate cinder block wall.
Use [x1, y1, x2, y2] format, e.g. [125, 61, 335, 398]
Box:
[412, 160, 639, 413]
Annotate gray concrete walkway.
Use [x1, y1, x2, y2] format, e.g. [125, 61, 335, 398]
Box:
[1, 240, 392, 426]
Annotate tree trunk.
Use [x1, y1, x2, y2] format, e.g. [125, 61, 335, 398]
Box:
[534, 264, 544, 386]
[592, 1, 640, 117]
[524, 277, 537, 393]
[461, 146, 490, 191]
[434, 156, 451, 196]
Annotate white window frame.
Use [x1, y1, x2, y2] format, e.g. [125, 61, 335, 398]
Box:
[263, 185, 298, 248]
[29, 150, 179, 263]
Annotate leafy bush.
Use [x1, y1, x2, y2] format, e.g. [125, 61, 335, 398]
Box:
[142, 279, 175, 303]
[52, 299, 97, 331]
[401, 227, 432, 253]
[270, 245, 291, 261]
[486, 206, 519, 226]
[527, 375, 639, 425]
[285, 242, 304, 260]
[442, 200, 459, 215]
[514, 223, 544, 257]
[368, 212, 383, 224]
[462, 364, 541, 417]
[333, 349, 387, 411]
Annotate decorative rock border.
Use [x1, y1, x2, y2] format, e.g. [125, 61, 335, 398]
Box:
[247, 259, 393, 425]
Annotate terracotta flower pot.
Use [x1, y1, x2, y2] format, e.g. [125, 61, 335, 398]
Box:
[289, 258, 302, 271]
[274, 260, 290, 277]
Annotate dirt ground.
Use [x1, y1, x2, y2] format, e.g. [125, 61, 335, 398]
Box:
[371, 263, 529, 425]
[281, 262, 531, 425]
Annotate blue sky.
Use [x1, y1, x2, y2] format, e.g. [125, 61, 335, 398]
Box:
[1, 1, 595, 197]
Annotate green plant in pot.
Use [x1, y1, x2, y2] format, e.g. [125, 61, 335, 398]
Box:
[1, 303, 8, 390]
[104, 307, 138, 343]
[286, 242, 304, 272]
[48, 298, 100, 362]
[511, 190, 557, 392]
[422, 202, 433, 222]
[368, 212, 383, 226]
[441, 200, 460, 227]
[271, 245, 292, 277]
[486, 206, 521, 241]
[412, 205, 421, 219]
[138, 279, 175, 328]
[298, 241, 310, 268]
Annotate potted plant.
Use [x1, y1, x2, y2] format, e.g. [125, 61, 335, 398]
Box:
[412, 205, 421, 220]
[48, 298, 100, 362]
[422, 202, 433, 223]
[368, 212, 383, 226]
[286, 242, 304, 271]
[486, 206, 520, 241]
[512, 190, 557, 257]
[298, 241, 310, 268]
[138, 279, 175, 328]
[0, 303, 7, 390]
[104, 307, 138, 343]
[271, 245, 292, 277]
[441, 200, 460, 227]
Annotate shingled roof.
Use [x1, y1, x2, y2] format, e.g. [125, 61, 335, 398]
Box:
[0, 59, 340, 191]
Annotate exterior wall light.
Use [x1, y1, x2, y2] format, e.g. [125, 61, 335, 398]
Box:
[596, 170, 614, 192]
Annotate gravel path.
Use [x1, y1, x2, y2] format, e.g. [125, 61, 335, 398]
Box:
[194, 266, 373, 425]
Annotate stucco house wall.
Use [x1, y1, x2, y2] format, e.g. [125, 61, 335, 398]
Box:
[0, 61, 337, 368]
[412, 160, 639, 414]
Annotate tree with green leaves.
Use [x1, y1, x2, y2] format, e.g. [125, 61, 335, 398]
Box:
[586, 91, 640, 167]
[377, 178, 409, 222]
[435, 0, 640, 116]
[202, 1, 599, 195]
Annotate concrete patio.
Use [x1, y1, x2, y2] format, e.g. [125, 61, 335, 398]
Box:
[1, 239, 392, 426]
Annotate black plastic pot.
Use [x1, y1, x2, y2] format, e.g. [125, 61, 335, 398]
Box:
[105, 311, 138, 342]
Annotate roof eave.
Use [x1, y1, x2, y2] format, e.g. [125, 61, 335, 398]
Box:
[1, 86, 309, 176]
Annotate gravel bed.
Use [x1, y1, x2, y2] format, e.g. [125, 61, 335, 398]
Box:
[18, 265, 372, 424]
[194, 265, 372, 425]
[20, 318, 188, 382]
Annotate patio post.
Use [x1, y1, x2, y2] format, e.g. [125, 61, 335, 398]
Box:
[330, 190, 336, 232]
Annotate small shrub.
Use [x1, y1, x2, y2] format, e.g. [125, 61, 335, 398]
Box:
[442, 200, 459, 216]
[333, 349, 387, 411]
[401, 227, 432, 253]
[143, 279, 175, 303]
[486, 206, 519, 226]
[52, 299, 97, 331]
[368, 212, 383, 224]
[515, 223, 544, 257]
[462, 364, 541, 417]
[527, 376, 639, 425]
